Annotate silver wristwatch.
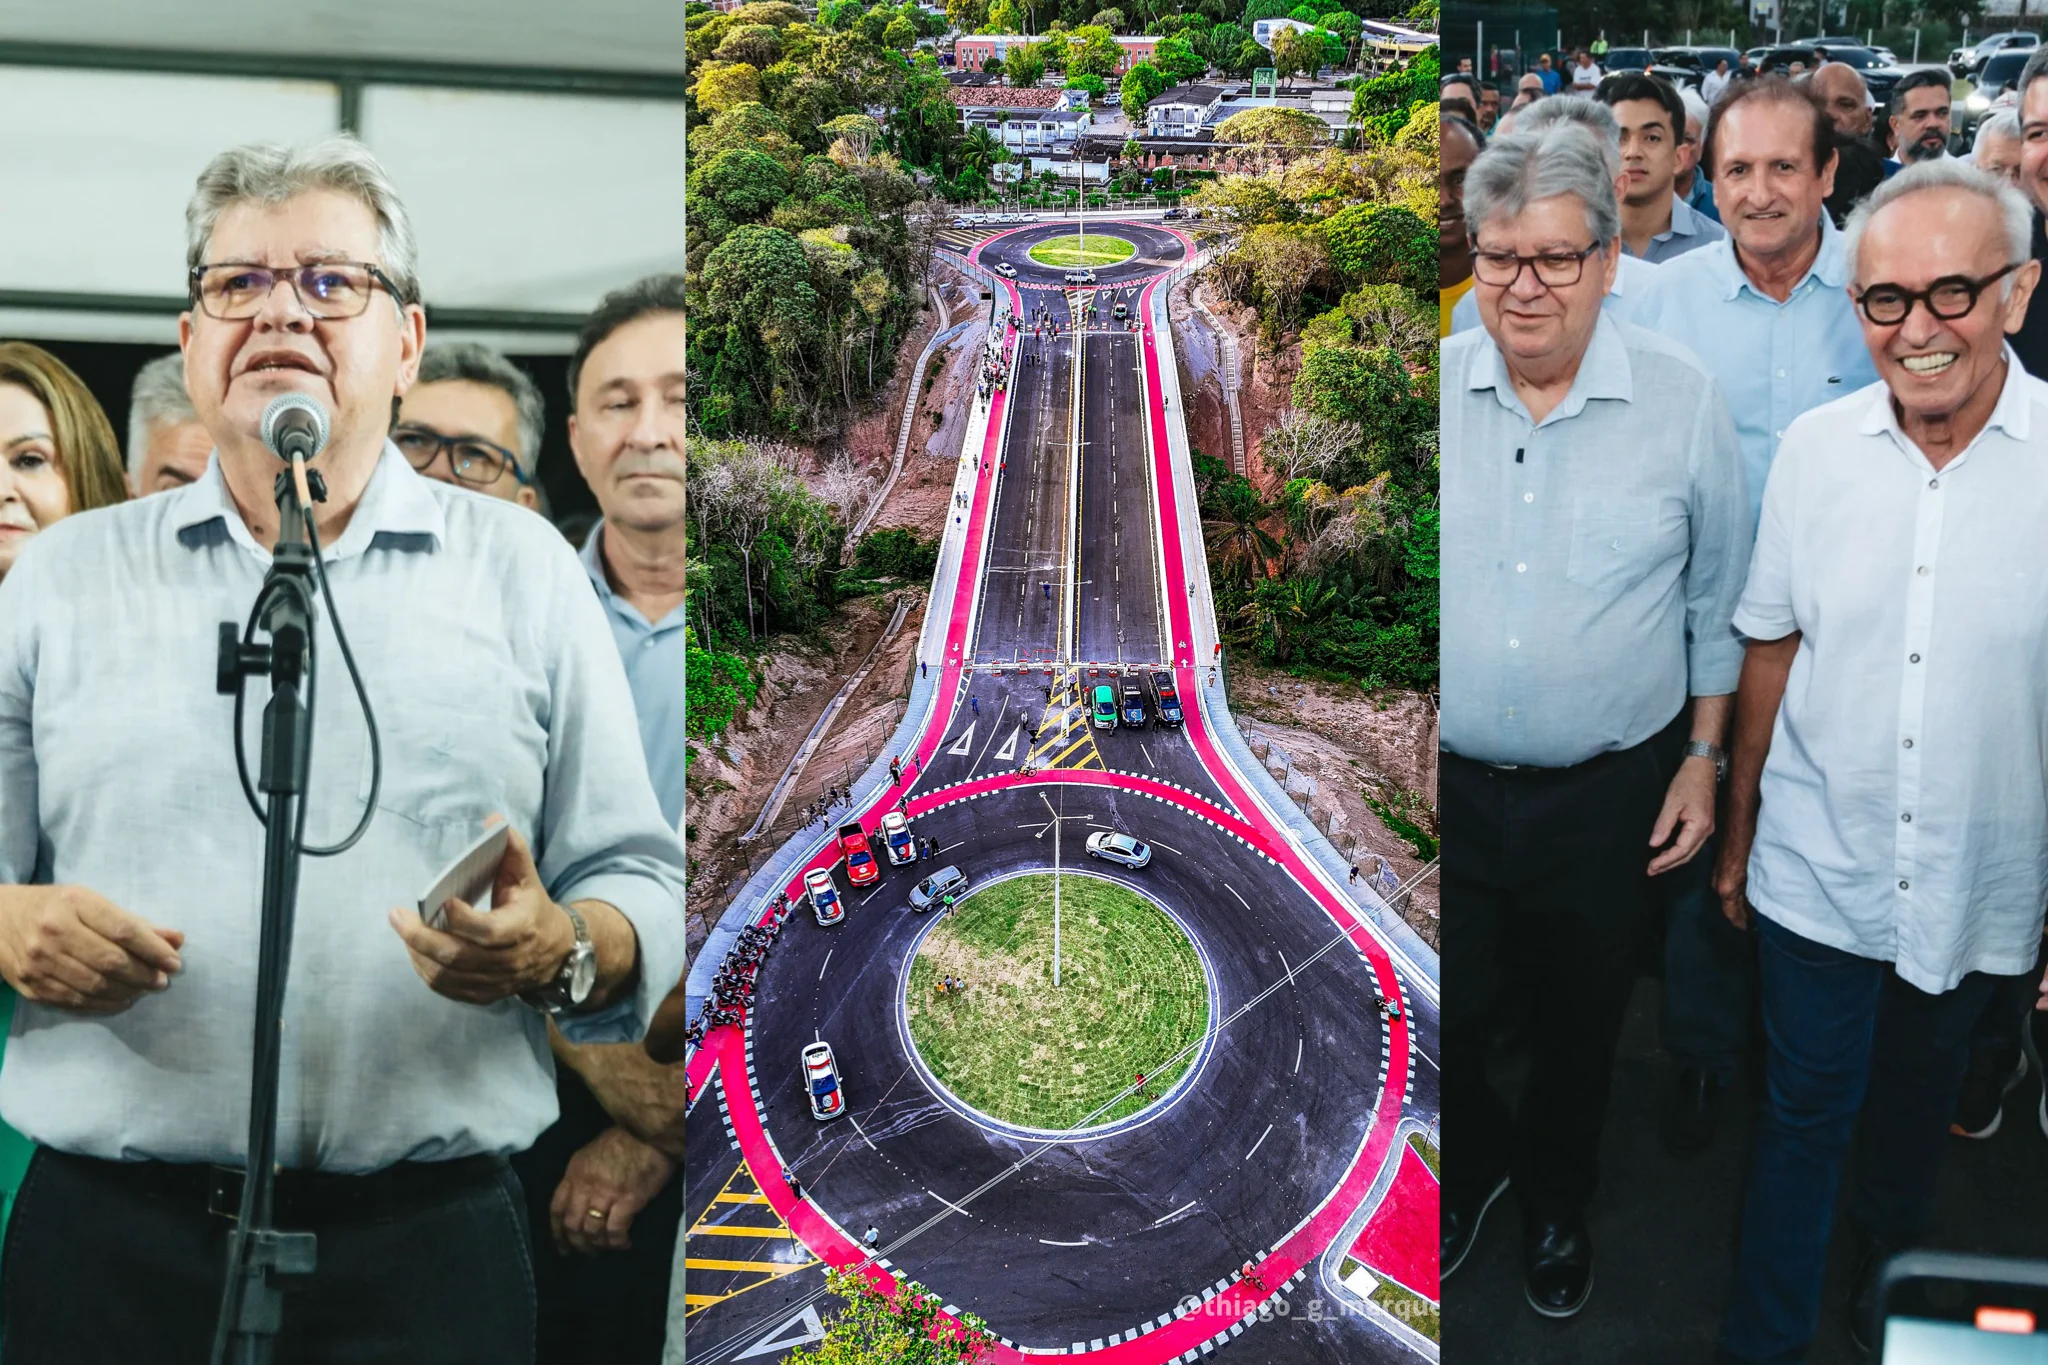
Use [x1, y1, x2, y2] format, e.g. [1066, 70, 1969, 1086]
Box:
[525, 904, 596, 1015]
[1684, 740, 1728, 782]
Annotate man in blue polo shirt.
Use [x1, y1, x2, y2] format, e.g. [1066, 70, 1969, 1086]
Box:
[509, 274, 688, 1365]
[1629, 75, 1878, 1163]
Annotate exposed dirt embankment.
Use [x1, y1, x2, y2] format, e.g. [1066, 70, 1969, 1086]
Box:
[1226, 659, 1440, 948]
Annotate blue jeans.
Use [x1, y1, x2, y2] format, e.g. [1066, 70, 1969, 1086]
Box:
[1719, 917, 2004, 1363]
[1660, 831, 1755, 1075]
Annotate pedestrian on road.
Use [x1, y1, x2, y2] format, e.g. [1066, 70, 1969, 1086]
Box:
[1042, 581, 1051, 599]
[921, 661, 929, 679]
[1350, 865, 1360, 884]
[971, 696, 980, 717]
[864, 1227, 880, 1251]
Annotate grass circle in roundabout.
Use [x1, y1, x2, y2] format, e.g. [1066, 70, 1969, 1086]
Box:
[1026, 235, 1137, 269]
[905, 872, 1209, 1131]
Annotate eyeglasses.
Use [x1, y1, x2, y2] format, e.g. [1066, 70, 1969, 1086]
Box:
[1853, 263, 2021, 326]
[393, 425, 529, 487]
[1471, 241, 1604, 288]
[189, 261, 401, 320]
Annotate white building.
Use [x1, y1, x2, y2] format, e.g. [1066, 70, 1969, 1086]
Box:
[1145, 83, 1226, 136]
[1252, 17, 1318, 49]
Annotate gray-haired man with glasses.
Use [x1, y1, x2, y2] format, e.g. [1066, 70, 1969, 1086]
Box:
[397, 341, 546, 511]
[1440, 120, 1751, 1321]
[0, 136, 684, 1362]
[1714, 160, 2048, 1363]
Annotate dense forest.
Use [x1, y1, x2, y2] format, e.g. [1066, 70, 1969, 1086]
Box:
[682, 0, 1441, 753]
[1194, 50, 1439, 691]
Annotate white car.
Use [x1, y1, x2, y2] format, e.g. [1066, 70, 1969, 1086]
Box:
[1085, 830, 1152, 869]
[880, 809, 918, 865]
[802, 1041, 846, 1121]
[805, 867, 844, 926]
[1064, 268, 1097, 285]
[995, 261, 1018, 278]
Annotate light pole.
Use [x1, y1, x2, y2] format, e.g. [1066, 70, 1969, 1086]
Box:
[1038, 788, 1091, 987]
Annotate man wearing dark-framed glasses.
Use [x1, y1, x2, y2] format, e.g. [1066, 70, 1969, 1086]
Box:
[1714, 160, 2048, 1363]
[1441, 119, 1751, 1323]
[397, 342, 546, 511]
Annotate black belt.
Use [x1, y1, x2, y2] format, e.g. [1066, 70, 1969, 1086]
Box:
[1448, 711, 1688, 782]
[49, 1149, 504, 1225]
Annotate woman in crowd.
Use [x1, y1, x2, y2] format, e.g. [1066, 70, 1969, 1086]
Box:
[0, 340, 128, 1251]
[0, 341, 129, 582]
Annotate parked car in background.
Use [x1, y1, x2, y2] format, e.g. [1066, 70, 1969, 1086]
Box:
[1649, 46, 1743, 88]
[1960, 49, 2031, 141]
[1091, 683, 1119, 730]
[1121, 683, 1147, 728]
[1952, 30, 2038, 78]
[1602, 46, 1654, 71]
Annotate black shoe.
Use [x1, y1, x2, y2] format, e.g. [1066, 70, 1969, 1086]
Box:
[1661, 1068, 1724, 1157]
[1845, 1225, 1898, 1357]
[1951, 1046, 2028, 1139]
[1524, 1216, 1594, 1319]
[1441, 1173, 1509, 1281]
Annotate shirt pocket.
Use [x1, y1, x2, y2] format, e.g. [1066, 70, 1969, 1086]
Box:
[1566, 495, 1680, 593]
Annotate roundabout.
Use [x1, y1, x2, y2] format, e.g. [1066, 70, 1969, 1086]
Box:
[901, 870, 1215, 1135]
[682, 219, 1439, 1364]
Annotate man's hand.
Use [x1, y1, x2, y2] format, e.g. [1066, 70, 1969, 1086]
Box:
[389, 825, 571, 1005]
[0, 886, 184, 1014]
[553, 1028, 688, 1158]
[1648, 756, 1717, 875]
[1713, 832, 1754, 930]
[549, 1125, 676, 1255]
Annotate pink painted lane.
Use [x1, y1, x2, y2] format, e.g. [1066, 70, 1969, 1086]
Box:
[1350, 1142, 1442, 1305]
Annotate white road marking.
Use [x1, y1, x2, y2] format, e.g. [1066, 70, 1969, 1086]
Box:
[1417, 1049, 1440, 1072]
[1226, 884, 1249, 909]
[1294, 1036, 1303, 1074]
[860, 885, 885, 905]
[1149, 1199, 1199, 1229]
[1244, 1123, 1274, 1162]
[926, 1188, 972, 1217]
[939, 841, 965, 854]
[819, 949, 833, 980]
[1140, 741, 1155, 768]
[1038, 1238, 1090, 1247]
[1150, 839, 1183, 855]
[848, 1114, 878, 1151]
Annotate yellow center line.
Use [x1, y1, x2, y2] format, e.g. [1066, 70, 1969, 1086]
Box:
[684, 1257, 808, 1274]
[1049, 735, 1095, 766]
[690, 1223, 795, 1238]
[712, 1191, 770, 1204]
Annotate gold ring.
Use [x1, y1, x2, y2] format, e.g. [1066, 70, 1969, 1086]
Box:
[586, 1207, 606, 1220]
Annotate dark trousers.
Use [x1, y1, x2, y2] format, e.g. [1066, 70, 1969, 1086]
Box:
[510, 1068, 682, 1365]
[0, 1147, 534, 1365]
[1660, 829, 1757, 1075]
[1720, 916, 2010, 1363]
[1441, 719, 1679, 1223]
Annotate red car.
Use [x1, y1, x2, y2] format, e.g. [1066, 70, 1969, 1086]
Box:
[837, 821, 879, 886]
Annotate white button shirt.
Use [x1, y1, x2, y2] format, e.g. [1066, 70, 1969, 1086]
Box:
[1735, 354, 2048, 993]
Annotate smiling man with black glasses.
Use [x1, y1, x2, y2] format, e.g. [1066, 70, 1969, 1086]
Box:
[397, 341, 546, 511]
[1714, 159, 2048, 1364]
[1441, 119, 1751, 1322]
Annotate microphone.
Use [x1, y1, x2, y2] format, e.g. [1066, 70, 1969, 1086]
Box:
[259, 393, 330, 465]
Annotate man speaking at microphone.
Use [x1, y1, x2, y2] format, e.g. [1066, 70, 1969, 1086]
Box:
[0, 136, 685, 1362]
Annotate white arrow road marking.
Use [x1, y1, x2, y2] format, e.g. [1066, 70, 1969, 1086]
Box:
[739, 1305, 827, 1359]
[995, 726, 1021, 762]
[947, 721, 976, 756]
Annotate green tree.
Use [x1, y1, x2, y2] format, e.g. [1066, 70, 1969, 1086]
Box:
[1319, 203, 1434, 294]
[1206, 21, 1250, 64]
[1090, 7, 1127, 28]
[698, 147, 793, 221]
[1065, 25, 1125, 78]
[1288, 2, 1319, 20]
[986, 0, 1024, 29]
[1153, 34, 1209, 82]
[960, 124, 1003, 176]
[1204, 478, 1283, 585]
[1216, 105, 1327, 148]
[1005, 44, 1046, 85]
[785, 1269, 995, 1365]
[1120, 59, 1171, 111]
[1065, 72, 1107, 99]
[697, 61, 765, 115]
[884, 14, 917, 47]
[1243, 0, 1292, 21]
[713, 23, 783, 66]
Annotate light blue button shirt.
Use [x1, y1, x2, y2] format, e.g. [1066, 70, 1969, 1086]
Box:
[1449, 250, 1659, 336]
[1441, 314, 1753, 767]
[579, 522, 686, 832]
[1623, 192, 1728, 265]
[1628, 215, 1878, 528]
[0, 444, 686, 1170]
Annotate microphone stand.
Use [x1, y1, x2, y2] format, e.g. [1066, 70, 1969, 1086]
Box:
[209, 460, 327, 1364]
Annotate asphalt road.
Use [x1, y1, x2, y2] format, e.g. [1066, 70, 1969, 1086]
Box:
[973, 285, 1074, 666]
[688, 785, 1411, 1363]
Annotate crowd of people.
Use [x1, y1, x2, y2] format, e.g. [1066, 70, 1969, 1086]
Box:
[1440, 48, 2048, 1364]
[0, 134, 687, 1363]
